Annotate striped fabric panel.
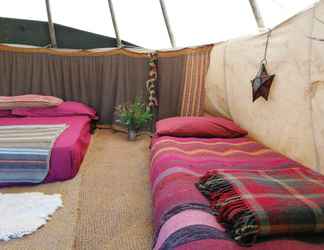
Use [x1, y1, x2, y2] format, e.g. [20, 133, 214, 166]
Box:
[0, 124, 67, 183]
[180, 46, 212, 117]
[151, 147, 273, 165]
[149, 136, 297, 184]
[153, 209, 224, 250]
[152, 203, 217, 246]
[151, 139, 257, 151]
[158, 225, 228, 250]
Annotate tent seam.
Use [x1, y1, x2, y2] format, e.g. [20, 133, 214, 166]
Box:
[309, 2, 321, 172]
[223, 40, 232, 118]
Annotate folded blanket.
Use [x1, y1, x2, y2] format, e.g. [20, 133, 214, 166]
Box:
[0, 124, 67, 184]
[196, 167, 324, 246]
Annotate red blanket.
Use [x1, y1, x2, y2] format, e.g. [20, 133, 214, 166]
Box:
[197, 167, 324, 246]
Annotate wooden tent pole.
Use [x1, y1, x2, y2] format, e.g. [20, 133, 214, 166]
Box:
[45, 0, 57, 48]
[107, 0, 122, 48]
[248, 0, 265, 29]
[159, 0, 176, 48]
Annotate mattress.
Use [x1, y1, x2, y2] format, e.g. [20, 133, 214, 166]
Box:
[0, 116, 91, 185]
[150, 136, 324, 250]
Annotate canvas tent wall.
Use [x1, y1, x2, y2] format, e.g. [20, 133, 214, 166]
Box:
[205, 0, 324, 173]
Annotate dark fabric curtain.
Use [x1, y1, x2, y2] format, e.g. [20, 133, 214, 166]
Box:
[0, 50, 149, 124]
[0, 45, 213, 124]
[157, 55, 186, 119]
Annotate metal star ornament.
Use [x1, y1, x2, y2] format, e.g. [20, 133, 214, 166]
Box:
[251, 63, 275, 102]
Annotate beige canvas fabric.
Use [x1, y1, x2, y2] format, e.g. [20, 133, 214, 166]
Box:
[310, 1, 324, 172]
[205, 1, 324, 173]
[205, 43, 231, 118]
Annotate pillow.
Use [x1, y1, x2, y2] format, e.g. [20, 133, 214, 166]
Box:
[0, 95, 63, 110]
[156, 116, 247, 138]
[13, 101, 98, 119]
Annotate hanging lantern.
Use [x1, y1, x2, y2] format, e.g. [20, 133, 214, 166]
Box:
[251, 30, 275, 102]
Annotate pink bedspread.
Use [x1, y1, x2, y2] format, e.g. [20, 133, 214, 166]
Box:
[0, 116, 91, 185]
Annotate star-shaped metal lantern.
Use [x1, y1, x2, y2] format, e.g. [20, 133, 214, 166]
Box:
[251, 63, 275, 102]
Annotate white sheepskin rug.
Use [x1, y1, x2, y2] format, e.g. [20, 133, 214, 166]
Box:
[0, 192, 63, 241]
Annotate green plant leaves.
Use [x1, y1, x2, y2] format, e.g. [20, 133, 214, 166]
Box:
[115, 98, 153, 131]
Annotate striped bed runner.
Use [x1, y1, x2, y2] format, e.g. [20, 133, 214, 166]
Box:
[0, 124, 67, 184]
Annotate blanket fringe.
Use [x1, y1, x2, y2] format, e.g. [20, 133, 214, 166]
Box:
[196, 174, 259, 246]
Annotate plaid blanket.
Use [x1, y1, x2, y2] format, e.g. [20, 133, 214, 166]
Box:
[196, 167, 324, 246]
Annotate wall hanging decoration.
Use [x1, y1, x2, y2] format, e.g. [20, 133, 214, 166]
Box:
[251, 30, 275, 102]
[146, 53, 159, 109]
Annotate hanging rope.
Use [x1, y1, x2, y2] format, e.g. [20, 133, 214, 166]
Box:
[261, 29, 272, 65]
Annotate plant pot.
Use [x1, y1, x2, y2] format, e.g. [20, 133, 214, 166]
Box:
[128, 129, 137, 141]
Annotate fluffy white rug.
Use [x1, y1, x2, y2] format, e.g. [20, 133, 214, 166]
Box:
[0, 192, 63, 241]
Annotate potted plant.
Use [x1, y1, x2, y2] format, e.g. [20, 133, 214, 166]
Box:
[115, 99, 153, 141]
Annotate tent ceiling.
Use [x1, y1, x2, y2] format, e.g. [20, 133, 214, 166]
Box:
[257, 0, 319, 27]
[0, 17, 137, 49]
[0, 0, 319, 49]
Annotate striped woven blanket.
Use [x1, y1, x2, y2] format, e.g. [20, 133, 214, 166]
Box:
[0, 124, 67, 184]
[150, 135, 324, 250]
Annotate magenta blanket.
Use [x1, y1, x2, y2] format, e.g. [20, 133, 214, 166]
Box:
[150, 135, 324, 250]
[0, 116, 91, 186]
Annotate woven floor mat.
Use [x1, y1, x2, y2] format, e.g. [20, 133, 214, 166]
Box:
[73, 130, 153, 250]
[0, 175, 81, 250]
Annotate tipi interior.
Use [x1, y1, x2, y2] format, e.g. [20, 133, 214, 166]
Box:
[1, 1, 324, 249]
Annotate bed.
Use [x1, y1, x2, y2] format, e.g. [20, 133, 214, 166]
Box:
[0, 115, 92, 186]
[150, 135, 324, 250]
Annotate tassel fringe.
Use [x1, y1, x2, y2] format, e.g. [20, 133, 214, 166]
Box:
[196, 174, 259, 246]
